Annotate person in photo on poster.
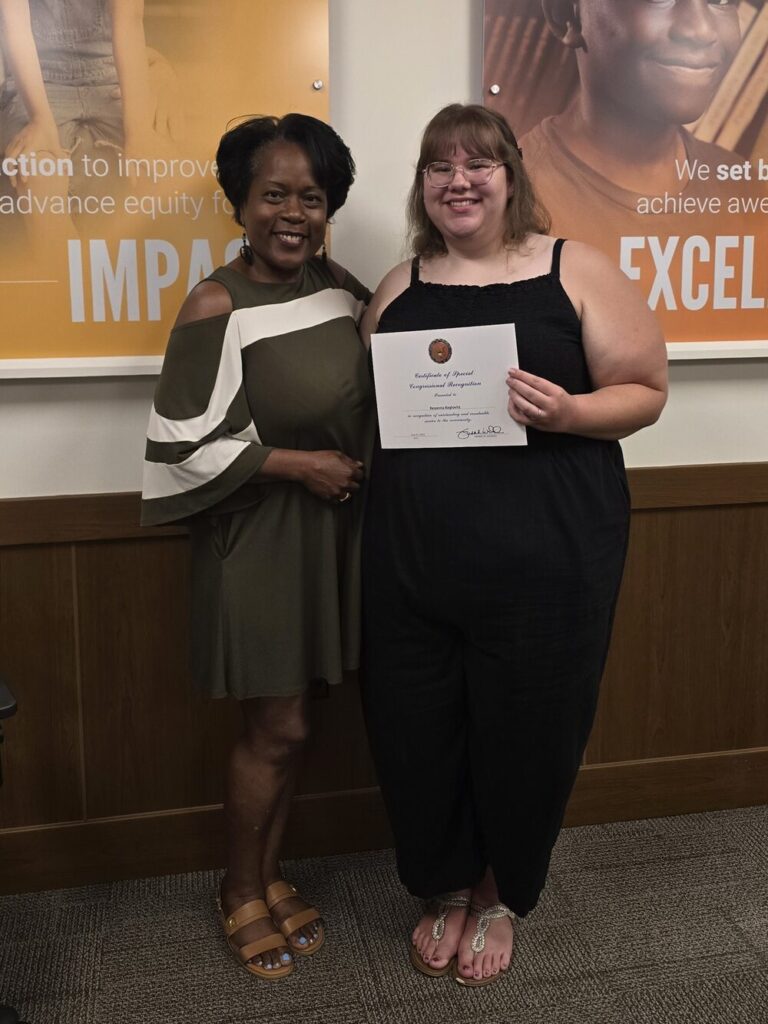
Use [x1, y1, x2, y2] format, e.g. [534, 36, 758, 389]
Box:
[360, 103, 667, 987]
[516, 0, 767, 323]
[0, 0, 181, 251]
[142, 113, 374, 982]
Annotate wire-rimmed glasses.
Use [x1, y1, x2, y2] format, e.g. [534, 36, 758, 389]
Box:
[422, 158, 505, 188]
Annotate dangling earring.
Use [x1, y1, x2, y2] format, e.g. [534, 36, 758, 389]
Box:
[240, 231, 254, 265]
[320, 241, 328, 264]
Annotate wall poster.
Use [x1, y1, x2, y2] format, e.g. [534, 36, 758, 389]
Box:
[484, 0, 768, 352]
[0, 0, 328, 370]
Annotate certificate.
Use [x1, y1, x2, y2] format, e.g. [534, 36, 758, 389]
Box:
[370, 323, 527, 449]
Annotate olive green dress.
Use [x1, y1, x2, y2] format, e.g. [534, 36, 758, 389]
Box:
[141, 257, 374, 698]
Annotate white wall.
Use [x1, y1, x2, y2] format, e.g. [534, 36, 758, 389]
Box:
[1, 376, 156, 497]
[0, 0, 765, 499]
[328, 0, 484, 287]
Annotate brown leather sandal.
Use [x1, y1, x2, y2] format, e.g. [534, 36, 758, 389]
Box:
[218, 894, 294, 980]
[265, 880, 325, 956]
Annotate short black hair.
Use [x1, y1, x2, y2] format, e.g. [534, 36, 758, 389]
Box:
[216, 114, 356, 224]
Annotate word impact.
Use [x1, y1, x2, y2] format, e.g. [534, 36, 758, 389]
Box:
[67, 237, 240, 322]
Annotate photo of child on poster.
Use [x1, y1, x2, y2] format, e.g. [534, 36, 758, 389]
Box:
[0, 0, 328, 361]
[0, 0, 181, 255]
[484, 0, 768, 343]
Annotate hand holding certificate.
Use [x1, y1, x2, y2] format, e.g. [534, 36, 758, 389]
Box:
[370, 323, 527, 449]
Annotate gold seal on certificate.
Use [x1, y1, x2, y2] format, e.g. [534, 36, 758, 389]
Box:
[428, 338, 452, 364]
[370, 323, 527, 449]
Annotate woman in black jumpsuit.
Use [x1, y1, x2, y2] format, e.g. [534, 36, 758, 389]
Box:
[361, 105, 667, 987]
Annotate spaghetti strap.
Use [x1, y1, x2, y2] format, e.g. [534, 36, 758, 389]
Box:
[410, 256, 421, 286]
[550, 239, 566, 279]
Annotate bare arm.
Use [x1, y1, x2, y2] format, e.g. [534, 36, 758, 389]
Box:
[360, 260, 412, 348]
[144, 46, 185, 140]
[507, 242, 668, 440]
[109, 0, 155, 154]
[175, 282, 364, 500]
[0, 0, 64, 182]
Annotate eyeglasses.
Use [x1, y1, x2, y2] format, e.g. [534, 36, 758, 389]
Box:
[422, 159, 505, 188]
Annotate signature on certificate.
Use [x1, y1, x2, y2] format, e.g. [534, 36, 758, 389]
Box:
[457, 425, 504, 440]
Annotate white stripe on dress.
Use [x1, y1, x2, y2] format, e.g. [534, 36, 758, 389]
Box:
[232, 421, 260, 442]
[142, 435, 248, 500]
[236, 288, 364, 350]
[147, 288, 363, 445]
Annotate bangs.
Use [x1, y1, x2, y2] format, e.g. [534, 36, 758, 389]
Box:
[419, 110, 505, 166]
[407, 103, 549, 256]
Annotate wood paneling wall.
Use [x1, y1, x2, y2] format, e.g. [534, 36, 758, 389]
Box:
[1, 464, 767, 893]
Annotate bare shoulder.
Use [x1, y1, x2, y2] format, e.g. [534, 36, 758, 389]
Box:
[560, 240, 643, 306]
[525, 232, 556, 258]
[561, 239, 620, 274]
[559, 241, 665, 386]
[561, 241, 626, 282]
[371, 261, 412, 320]
[360, 261, 412, 347]
[173, 279, 233, 329]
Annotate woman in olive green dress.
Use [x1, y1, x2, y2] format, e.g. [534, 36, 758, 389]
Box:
[141, 114, 374, 981]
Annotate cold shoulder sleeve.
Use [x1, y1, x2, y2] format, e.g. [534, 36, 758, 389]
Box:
[140, 310, 274, 526]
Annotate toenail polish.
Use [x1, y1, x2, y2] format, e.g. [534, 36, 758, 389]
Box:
[298, 936, 307, 945]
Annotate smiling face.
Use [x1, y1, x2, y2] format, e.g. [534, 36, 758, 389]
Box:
[575, 0, 741, 126]
[422, 141, 513, 252]
[239, 141, 328, 282]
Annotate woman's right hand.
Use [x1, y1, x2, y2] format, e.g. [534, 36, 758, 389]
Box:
[297, 450, 365, 502]
[5, 118, 65, 188]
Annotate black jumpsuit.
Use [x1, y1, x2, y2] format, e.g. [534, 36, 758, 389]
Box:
[361, 240, 630, 917]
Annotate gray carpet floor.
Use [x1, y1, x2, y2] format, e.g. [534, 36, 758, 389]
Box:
[1, 805, 767, 1024]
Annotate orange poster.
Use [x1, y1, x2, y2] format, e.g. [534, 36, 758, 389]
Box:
[0, 0, 328, 364]
[484, 0, 768, 346]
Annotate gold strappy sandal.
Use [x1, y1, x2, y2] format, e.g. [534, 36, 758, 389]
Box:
[265, 880, 325, 957]
[453, 901, 516, 987]
[409, 893, 471, 978]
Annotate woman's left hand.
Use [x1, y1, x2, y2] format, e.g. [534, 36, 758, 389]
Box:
[506, 368, 575, 432]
